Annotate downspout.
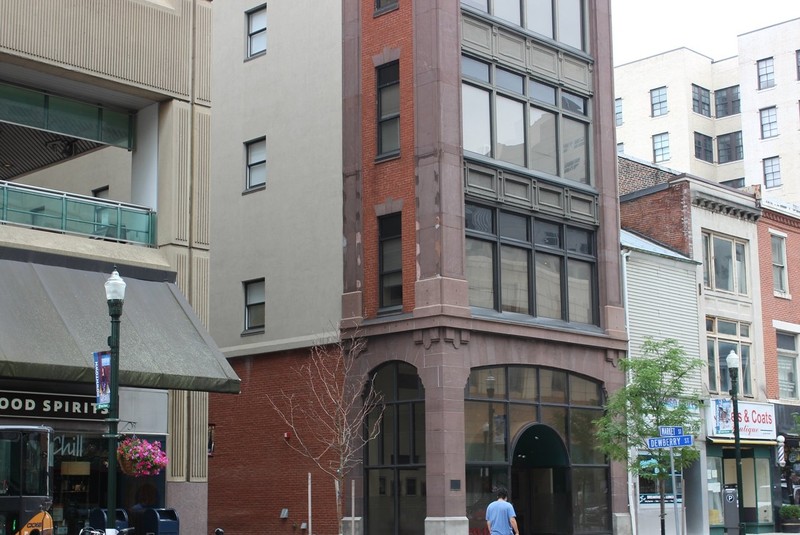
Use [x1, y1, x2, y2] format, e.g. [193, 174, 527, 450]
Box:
[621, 248, 638, 535]
[187, 0, 197, 307]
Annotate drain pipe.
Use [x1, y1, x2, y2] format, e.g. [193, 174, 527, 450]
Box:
[621, 248, 638, 535]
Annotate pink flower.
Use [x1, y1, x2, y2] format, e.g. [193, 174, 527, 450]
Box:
[117, 437, 169, 477]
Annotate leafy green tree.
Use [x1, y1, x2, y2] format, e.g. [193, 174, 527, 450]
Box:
[595, 338, 704, 535]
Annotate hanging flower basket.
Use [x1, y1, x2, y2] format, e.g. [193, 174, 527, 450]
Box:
[116, 437, 168, 477]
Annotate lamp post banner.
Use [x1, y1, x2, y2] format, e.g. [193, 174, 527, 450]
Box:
[93, 350, 112, 410]
[706, 398, 775, 439]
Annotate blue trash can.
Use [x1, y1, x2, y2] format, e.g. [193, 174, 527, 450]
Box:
[89, 508, 129, 531]
[141, 508, 179, 535]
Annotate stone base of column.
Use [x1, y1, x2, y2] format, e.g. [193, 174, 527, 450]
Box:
[613, 512, 633, 535]
[424, 516, 469, 535]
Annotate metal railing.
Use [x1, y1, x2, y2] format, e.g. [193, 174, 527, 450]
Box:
[0, 180, 156, 246]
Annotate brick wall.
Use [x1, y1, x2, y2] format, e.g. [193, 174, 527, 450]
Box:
[208, 350, 340, 535]
[758, 208, 800, 399]
[618, 156, 680, 196]
[360, 3, 417, 318]
[619, 181, 694, 257]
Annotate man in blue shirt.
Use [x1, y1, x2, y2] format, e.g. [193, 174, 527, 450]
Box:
[485, 487, 519, 535]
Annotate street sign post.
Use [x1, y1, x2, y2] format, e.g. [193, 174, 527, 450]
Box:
[644, 427, 694, 535]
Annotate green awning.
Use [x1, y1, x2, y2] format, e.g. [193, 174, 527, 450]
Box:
[0, 259, 240, 393]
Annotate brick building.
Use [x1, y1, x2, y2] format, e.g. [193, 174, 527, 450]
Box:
[208, 1, 629, 534]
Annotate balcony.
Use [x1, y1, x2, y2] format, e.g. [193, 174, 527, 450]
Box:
[0, 180, 156, 246]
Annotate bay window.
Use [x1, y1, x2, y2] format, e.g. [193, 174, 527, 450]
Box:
[465, 202, 597, 325]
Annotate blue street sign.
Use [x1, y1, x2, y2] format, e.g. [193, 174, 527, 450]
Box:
[658, 426, 684, 437]
[647, 435, 693, 449]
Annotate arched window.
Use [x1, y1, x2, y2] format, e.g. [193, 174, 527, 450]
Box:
[365, 361, 426, 535]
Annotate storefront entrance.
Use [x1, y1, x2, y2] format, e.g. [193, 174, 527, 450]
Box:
[511, 424, 571, 535]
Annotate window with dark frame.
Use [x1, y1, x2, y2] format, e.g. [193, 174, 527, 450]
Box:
[464, 202, 597, 325]
[365, 361, 426, 535]
[720, 178, 744, 189]
[764, 156, 781, 188]
[614, 98, 622, 126]
[461, 54, 592, 184]
[714, 86, 740, 117]
[650, 86, 667, 116]
[652, 132, 669, 162]
[246, 5, 267, 58]
[377, 62, 400, 157]
[379, 213, 403, 309]
[760, 106, 778, 138]
[245, 137, 266, 189]
[716, 131, 743, 164]
[691, 84, 710, 116]
[757, 57, 775, 90]
[460, 0, 586, 51]
[694, 132, 713, 163]
[375, 0, 398, 11]
[244, 279, 265, 331]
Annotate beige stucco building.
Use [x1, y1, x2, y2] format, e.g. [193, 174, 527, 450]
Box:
[0, 2, 238, 534]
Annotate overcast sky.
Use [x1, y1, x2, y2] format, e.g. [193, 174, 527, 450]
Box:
[611, 0, 800, 66]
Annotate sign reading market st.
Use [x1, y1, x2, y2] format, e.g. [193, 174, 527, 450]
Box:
[707, 398, 775, 440]
[0, 390, 106, 421]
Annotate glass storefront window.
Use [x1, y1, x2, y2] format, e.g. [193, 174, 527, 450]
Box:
[50, 432, 166, 535]
[708, 456, 724, 526]
[465, 367, 608, 534]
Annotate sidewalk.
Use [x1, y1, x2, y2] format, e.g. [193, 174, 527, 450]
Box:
[635, 504, 782, 535]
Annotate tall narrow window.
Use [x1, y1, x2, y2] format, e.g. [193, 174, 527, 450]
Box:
[706, 317, 752, 395]
[692, 84, 710, 116]
[778, 332, 798, 399]
[757, 57, 775, 90]
[652, 132, 669, 162]
[771, 233, 788, 294]
[377, 62, 400, 157]
[244, 279, 265, 331]
[246, 138, 266, 189]
[717, 131, 743, 164]
[796, 50, 800, 80]
[614, 98, 623, 126]
[702, 231, 748, 295]
[246, 5, 267, 58]
[650, 87, 668, 116]
[715, 86, 740, 117]
[379, 213, 403, 309]
[764, 156, 781, 188]
[694, 132, 713, 162]
[760, 107, 778, 138]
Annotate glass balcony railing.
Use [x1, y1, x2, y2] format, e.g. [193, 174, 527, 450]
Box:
[0, 181, 156, 247]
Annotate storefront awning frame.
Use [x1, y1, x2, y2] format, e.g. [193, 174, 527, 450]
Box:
[0, 259, 240, 394]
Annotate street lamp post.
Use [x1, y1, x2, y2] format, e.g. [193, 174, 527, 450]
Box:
[105, 269, 126, 535]
[727, 350, 746, 535]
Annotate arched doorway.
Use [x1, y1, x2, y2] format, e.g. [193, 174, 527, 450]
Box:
[511, 423, 571, 535]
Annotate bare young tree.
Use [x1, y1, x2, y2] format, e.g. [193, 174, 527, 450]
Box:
[266, 330, 384, 531]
